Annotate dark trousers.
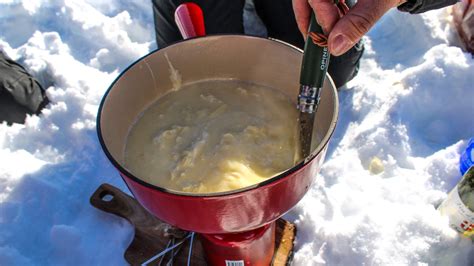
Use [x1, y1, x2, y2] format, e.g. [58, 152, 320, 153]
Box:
[152, 0, 364, 88]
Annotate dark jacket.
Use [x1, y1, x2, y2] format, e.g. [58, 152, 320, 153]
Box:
[0, 51, 48, 124]
[398, 0, 459, 13]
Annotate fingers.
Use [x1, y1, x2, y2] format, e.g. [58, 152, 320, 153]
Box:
[327, 0, 402, 56]
[293, 0, 404, 56]
[293, 0, 340, 38]
[308, 0, 340, 34]
[292, 0, 311, 38]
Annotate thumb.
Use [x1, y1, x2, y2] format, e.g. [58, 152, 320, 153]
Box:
[327, 0, 403, 56]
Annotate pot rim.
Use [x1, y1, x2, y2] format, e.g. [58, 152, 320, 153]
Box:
[96, 34, 339, 198]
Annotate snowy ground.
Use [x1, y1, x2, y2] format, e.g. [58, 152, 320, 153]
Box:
[0, 1, 473, 265]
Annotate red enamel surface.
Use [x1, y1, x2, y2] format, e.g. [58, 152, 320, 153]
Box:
[174, 3, 206, 39]
[200, 222, 275, 265]
[120, 145, 327, 234]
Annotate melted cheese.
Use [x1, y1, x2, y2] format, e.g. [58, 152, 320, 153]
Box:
[124, 80, 300, 193]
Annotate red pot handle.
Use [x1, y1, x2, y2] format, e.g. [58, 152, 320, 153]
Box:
[174, 2, 206, 39]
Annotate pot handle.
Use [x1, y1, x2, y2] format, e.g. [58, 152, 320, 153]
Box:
[174, 3, 206, 39]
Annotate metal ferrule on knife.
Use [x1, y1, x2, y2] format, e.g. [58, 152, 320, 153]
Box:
[297, 85, 321, 114]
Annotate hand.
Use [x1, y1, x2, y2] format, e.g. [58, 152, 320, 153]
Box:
[293, 0, 406, 56]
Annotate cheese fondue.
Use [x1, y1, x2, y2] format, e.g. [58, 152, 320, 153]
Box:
[124, 80, 300, 193]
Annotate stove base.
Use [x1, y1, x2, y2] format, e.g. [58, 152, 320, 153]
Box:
[90, 183, 296, 265]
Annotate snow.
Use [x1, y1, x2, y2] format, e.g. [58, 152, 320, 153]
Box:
[0, 1, 473, 265]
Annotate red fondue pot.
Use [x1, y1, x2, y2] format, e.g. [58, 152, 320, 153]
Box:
[97, 6, 338, 263]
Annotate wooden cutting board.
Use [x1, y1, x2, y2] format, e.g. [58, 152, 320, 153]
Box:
[90, 183, 296, 265]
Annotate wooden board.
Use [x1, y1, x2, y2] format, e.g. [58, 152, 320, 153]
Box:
[90, 183, 296, 265]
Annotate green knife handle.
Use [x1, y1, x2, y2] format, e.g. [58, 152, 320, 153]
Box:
[300, 13, 330, 90]
[298, 13, 330, 114]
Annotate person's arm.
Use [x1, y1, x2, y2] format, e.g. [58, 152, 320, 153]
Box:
[293, 0, 459, 56]
[0, 51, 48, 114]
[398, 0, 459, 13]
